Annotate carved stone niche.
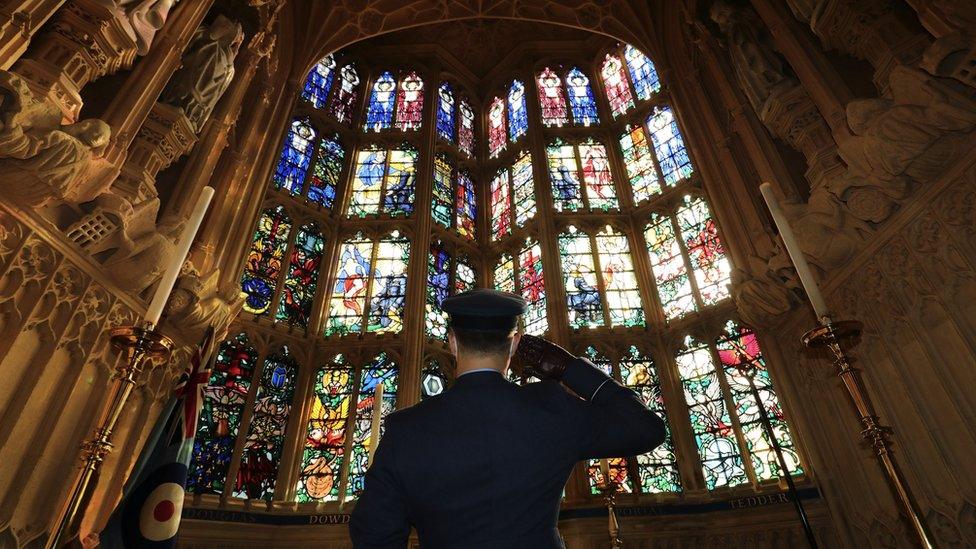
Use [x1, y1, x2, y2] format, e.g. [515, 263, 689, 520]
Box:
[12, 0, 139, 121]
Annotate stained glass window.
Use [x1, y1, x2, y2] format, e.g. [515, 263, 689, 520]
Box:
[594, 227, 643, 327]
[601, 54, 634, 117]
[421, 360, 449, 400]
[348, 146, 417, 217]
[488, 96, 507, 158]
[547, 140, 582, 212]
[241, 206, 291, 316]
[490, 169, 512, 241]
[436, 82, 455, 143]
[296, 354, 353, 503]
[456, 258, 475, 293]
[537, 67, 568, 127]
[619, 125, 661, 203]
[579, 141, 618, 210]
[583, 348, 632, 494]
[493, 253, 516, 294]
[307, 135, 344, 208]
[455, 170, 476, 240]
[188, 333, 257, 495]
[432, 155, 454, 229]
[426, 241, 451, 339]
[330, 64, 360, 124]
[302, 55, 335, 108]
[547, 140, 617, 211]
[458, 99, 475, 157]
[508, 80, 528, 142]
[647, 106, 693, 184]
[677, 196, 731, 306]
[234, 346, 299, 501]
[645, 211, 694, 319]
[275, 223, 324, 329]
[624, 45, 660, 101]
[512, 152, 536, 226]
[566, 68, 599, 126]
[559, 226, 604, 328]
[365, 71, 396, 132]
[519, 239, 547, 335]
[272, 118, 316, 196]
[326, 234, 372, 336]
[347, 353, 398, 498]
[367, 234, 411, 334]
[395, 72, 424, 131]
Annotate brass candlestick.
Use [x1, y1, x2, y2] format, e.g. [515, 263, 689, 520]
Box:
[802, 317, 936, 549]
[46, 323, 173, 549]
[596, 481, 623, 549]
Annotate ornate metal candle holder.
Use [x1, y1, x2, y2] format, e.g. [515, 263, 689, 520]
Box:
[802, 317, 935, 549]
[46, 323, 173, 549]
[596, 481, 624, 549]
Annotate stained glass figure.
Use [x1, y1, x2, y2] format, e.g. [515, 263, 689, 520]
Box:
[301, 55, 335, 108]
[547, 140, 583, 212]
[326, 234, 373, 336]
[307, 135, 344, 208]
[436, 82, 455, 143]
[645, 211, 695, 319]
[188, 334, 257, 495]
[579, 140, 618, 210]
[275, 223, 324, 329]
[395, 72, 424, 131]
[647, 106, 693, 184]
[426, 241, 451, 339]
[494, 254, 516, 294]
[234, 346, 299, 501]
[519, 239, 547, 336]
[296, 354, 354, 502]
[619, 125, 661, 204]
[272, 118, 316, 196]
[330, 64, 360, 124]
[676, 196, 731, 306]
[348, 148, 385, 216]
[508, 80, 528, 142]
[422, 360, 449, 400]
[566, 68, 599, 126]
[348, 146, 417, 217]
[512, 151, 536, 226]
[537, 67, 568, 127]
[601, 54, 634, 117]
[677, 335, 747, 489]
[624, 45, 660, 101]
[458, 99, 475, 157]
[594, 227, 642, 327]
[716, 321, 801, 480]
[365, 71, 396, 132]
[488, 96, 507, 158]
[347, 353, 398, 498]
[490, 168, 512, 241]
[559, 226, 604, 328]
[384, 147, 418, 216]
[241, 205, 291, 316]
[367, 233, 410, 334]
[432, 155, 454, 229]
[455, 170, 476, 240]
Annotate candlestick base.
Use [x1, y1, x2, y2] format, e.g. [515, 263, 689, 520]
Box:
[596, 482, 623, 549]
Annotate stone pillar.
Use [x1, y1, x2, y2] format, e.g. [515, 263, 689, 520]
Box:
[0, 0, 67, 70]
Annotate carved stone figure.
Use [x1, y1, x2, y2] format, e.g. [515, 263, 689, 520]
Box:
[0, 71, 111, 207]
[779, 188, 871, 271]
[102, 216, 183, 294]
[97, 0, 180, 55]
[161, 268, 243, 344]
[731, 254, 796, 328]
[161, 15, 243, 133]
[709, 0, 793, 112]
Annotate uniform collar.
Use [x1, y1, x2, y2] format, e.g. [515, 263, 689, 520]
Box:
[452, 369, 506, 387]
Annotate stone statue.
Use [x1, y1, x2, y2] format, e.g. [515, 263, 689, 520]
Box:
[161, 15, 243, 133]
[731, 254, 796, 328]
[0, 71, 112, 207]
[97, 0, 180, 55]
[161, 268, 243, 344]
[102, 215, 183, 294]
[778, 188, 871, 271]
[709, 0, 793, 112]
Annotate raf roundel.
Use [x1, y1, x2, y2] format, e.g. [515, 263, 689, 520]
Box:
[139, 481, 186, 541]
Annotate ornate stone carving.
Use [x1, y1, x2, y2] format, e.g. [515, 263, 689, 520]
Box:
[0, 71, 111, 207]
[731, 254, 798, 328]
[95, 0, 180, 55]
[160, 268, 243, 344]
[100, 214, 183, 294]
[909, 0, 976, 88]
[161, 15, 243, 133]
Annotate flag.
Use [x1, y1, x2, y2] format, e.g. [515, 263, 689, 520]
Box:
[100, 327, 217, 548]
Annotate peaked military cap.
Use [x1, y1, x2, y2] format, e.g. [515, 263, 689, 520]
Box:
[442, 288, 527, 331]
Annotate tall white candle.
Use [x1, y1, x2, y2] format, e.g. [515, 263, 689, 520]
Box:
[145, 186, 215, 325]
[759, 183, 830, 318]
[366, 382, 385, 469]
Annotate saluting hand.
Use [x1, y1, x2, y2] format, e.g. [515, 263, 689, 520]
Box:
[513, 334, 577, 381]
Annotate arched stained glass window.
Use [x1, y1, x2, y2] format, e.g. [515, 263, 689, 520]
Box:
[188, 333, 257, 495]
[491, 151, 538, 242]
[302, 55, 336, 108]
[241, 205, 291, 316]
[455, 170, 476, 240]
[547, 139, 617, 212]
[493, 253, 515, 294]
[566, 68, 599, 126]
[330, 64, 360, 124]
[348, 145, 417, 217]
[559, 226, 643, 329]
[559, 226, 603, 328]
[458, 99, 475, 157]
[296, 354, 353, 503]
[624, 45, 660, 101]
[307, 134, 345, 208]
[619, 125, 662, 203]
[518, 239, 547, 335]
[547, 140, 582, 212]
[436, 82, 455, 143]
[487, 96, 507, 158]
[508, 80, 528, 142]
[395, 72, 424, 131]
[647, 106, 693, 184]
[432, 155, 454, 229]
[537, 67, 568, 127]
[275, 223, 324, 329]
[347, 353, 398, 498]
[594, 227, 643, 327]
[490, 168, 512, 241]
[426, 241, 451, 339]
[456, 258, 475, 294]
[273, 118, 316, 196]
[326, 232, 410, 336]
[365, 71, 396, 132]
[579, 141, 617, 210]
[421, 360, 449, 400]
[512, 151, 536, 226]
[234, 346, 299, 501]
[601, 54, 634, 117]
[677, 196, 731, 306]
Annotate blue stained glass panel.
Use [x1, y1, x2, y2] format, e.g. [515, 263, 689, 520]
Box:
[301, 55, 336, 108]
[566, 68, 599, 126]
[647, 106, 693, 184]
[365, 71, 396, 132]
[436, 82, 455, 143]
[272, 118, 316, 196]
[625, 45, 661, 101]
[508, 80, 528, 142]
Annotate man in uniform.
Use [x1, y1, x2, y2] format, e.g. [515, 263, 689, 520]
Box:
[350, 289, 666, 548]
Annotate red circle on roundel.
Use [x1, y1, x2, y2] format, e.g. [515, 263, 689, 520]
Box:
[139, 482, 185, 541]
[153, 500, 175, 522]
